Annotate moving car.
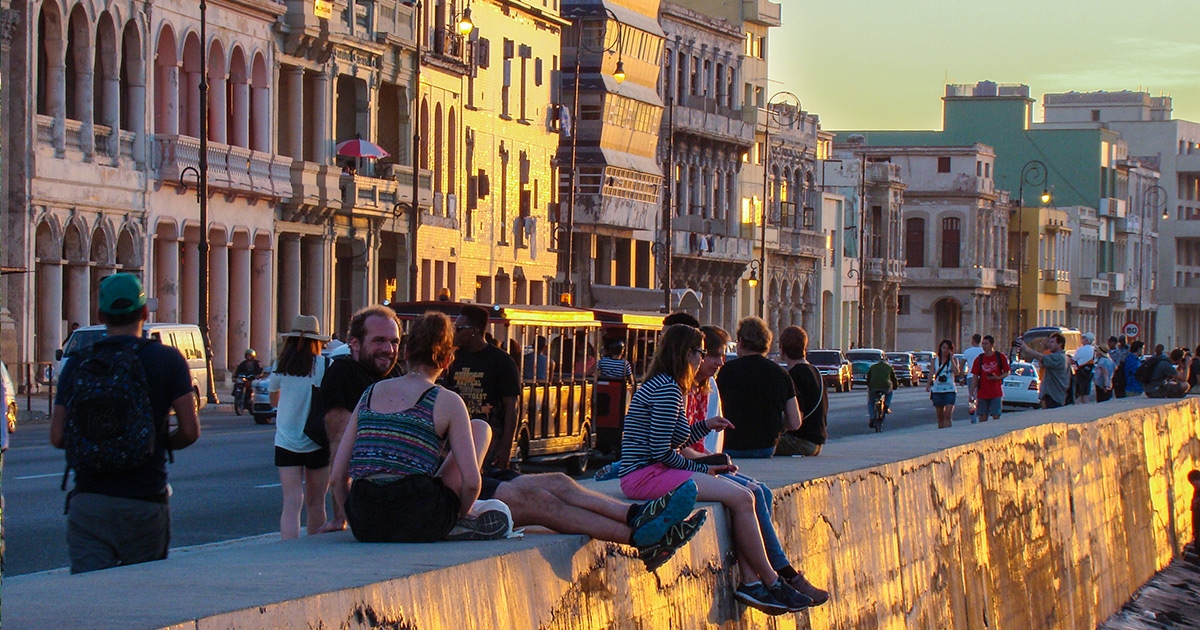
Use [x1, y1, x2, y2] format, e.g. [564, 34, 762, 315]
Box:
[887, 352, 922, 387]
[911, 351, 935, 383]
[1002, 361, 1041, 407]
[808, 349, 852, 392]
[846, 348, 886, 387]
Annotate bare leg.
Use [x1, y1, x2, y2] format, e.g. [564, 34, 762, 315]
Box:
[279, 466, 304, 540]
[303, 466, 330, 535]
[515, 473, 630, 523]
[690, 472, 778, 585]
[438, 419, 491, 495]
[496, 480, 631, 544]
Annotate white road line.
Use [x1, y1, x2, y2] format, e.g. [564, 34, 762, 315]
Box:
[14, 473, 62, 480]
[254, 483, 282, 488]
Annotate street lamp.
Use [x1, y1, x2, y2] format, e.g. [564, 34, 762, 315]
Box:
[403, 0, 423, 300]
[457, 4, 474, 35]
[1138, 184, 1167, 328]
[1013, 159, 1049, 335]
[758, 91, 800, 318]
[746, 260, 760, 289]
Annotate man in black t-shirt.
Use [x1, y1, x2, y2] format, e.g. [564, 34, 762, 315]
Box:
[716, 317, 801, 458]
[775, 326, 827, 457]
[50, 274, 200, 574]
[444, 304, 521, 470]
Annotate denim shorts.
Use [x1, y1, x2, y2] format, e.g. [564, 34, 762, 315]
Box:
[976, 397, 1003, 418]
[930, 391, 956, 408]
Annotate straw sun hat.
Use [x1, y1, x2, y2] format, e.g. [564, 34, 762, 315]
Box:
[281, 314, 330, 341]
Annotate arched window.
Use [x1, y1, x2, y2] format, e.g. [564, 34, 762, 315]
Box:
[433, 102, 443, 193]
[941, 217, 961, 268]
[905, 217, 925, 268]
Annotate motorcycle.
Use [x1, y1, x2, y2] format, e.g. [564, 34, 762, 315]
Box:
[231, 374, 256, 416]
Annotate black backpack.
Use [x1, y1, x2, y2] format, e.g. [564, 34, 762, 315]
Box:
[62, 337, 162, 487]
[1133, 356, 1163, 385]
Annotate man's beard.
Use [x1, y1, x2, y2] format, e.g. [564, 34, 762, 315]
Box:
[359, 351, 396, 376]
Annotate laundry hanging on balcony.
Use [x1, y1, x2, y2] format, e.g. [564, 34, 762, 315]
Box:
[335, 138, 390, 159]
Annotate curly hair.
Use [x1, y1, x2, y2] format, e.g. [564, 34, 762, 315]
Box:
[646, 324, 703, 391]
[405, 311, 457, 370]
[735, 317, 771, 353]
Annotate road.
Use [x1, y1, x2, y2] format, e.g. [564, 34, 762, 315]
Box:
[2, 384, 1031, 576]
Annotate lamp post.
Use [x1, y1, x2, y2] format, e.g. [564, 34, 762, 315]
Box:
[1013, 159, 1049, 335]
[758, 91, 799, 318]
[407, 1, 423, 300]
[1139, 184, 1167, 329]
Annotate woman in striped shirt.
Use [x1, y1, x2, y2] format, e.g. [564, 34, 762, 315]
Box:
[619, 324, 811, 615]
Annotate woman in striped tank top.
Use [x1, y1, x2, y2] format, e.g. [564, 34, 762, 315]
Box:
[324, 312, 502, 542]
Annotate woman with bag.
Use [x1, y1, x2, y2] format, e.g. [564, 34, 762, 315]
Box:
[926, 339, 962, 429]
[268, 315, 330, 540]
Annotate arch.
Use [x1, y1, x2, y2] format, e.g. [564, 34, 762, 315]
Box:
[447, 106, 457, 197]
[227, 45, 249, 147]
[35, 217, 61, 259]
[116, 222, 142, 269]
[90, 222, 114, 265]
[206, 38, 226, 143]
[119, 20, 144, 132]
[933, 297, 963, 351]
[65, 3, 91, 122]
[180, 31, 202, 137]
[62, 221, 87, 262]
[153, 24, 177, 134]
[94, 11, 120, 134]
[419, 97, 429, 170]
[249, 52, 269, 151]
[433, 102, 443, 193]
[36, 2, 66, 117]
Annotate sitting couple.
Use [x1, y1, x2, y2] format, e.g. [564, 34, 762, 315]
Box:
[321, 311, 703, 570]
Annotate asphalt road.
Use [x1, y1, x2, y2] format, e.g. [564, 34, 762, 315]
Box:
[1, 383, 1031, 577]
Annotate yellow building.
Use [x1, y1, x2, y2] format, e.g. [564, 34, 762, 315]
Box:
[1011, 206, 1072, 332]
[412, 0, 563, 304]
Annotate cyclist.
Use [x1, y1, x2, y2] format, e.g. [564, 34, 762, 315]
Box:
[866, 356, 898, 429]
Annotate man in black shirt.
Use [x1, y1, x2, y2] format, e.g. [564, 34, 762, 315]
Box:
[233, 349, 263, 378]
[775, 326, 826, 457]
[318, 305, 402, 529]
[444, 304, 521, 470]
[716, 317, 801, 458]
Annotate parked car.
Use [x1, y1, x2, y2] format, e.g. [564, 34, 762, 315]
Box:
[808, 349, 852, 392]
[1002, 362, 1041, 407]
[911, 351, 935, 383]
[887, 352, 922, 387]
[845, 348, 886, 387]
[2, 360, 16, 434]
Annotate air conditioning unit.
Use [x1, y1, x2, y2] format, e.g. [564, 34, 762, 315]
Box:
[433, 192, 443, 216]
[447, 193, 458, 220]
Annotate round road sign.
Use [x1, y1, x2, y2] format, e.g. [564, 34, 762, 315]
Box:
[1122, 321, 1140, 339]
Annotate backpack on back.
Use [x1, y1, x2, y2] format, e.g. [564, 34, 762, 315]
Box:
[62, 337, 160, 484]
[1134, 356, 1163, 385]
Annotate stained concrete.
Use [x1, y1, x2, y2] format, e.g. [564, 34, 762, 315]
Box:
[4, 397, 1199, 629]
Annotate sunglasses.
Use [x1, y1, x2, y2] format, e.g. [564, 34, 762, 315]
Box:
[455, 325, 477, 332]
[691, 347, 708, 358]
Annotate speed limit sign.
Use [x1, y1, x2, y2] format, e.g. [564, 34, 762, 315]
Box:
[1123, 321, 1140, 339]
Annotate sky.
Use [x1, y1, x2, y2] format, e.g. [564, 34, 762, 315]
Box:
[769, 0, 1200, 131]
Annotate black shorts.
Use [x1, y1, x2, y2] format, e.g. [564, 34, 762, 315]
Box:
[346, 475, 460, 543]
[274, 446, 330, 469]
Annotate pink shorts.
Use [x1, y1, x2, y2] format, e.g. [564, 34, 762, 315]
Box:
[620, 463, 695, 501]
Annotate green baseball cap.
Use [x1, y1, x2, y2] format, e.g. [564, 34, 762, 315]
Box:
[98, 273, 147, 315]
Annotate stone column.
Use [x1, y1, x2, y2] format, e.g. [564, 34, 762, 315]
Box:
[64, 263, 91, 330]
[101, 67, 120, 158]
[251, 81, 270, 152]
[228, 243, 251, 372]
[278, 234, 301, 332]
[251, 244, 274, 358]
[185, 69, 202, 137]
[231, 78, 250, 148]
[74, 50, 95, 155]
[37, 261, 64, 362]
[154, 234, 180, 322]
[208, 235, 229, 375]
[209, 68, 227, 144]
[160, 64, 180, 135]
[181, 239, 199, 324]
[47, 44, 67, 153]
[303, 235, 329, 325]
[127, 75, 147, 165]
[284, 66, 304, 158]
[312, 70, 330, 163]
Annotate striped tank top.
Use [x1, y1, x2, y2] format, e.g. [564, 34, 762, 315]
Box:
[347, 385, 444, 480]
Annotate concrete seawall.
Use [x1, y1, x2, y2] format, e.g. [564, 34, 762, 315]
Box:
[5, 398, 1199, 629]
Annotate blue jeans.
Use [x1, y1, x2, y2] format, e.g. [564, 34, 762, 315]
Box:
[868, 389, 893, 421]
[722, 472, 790, 570]
[723, 446, 777, 459]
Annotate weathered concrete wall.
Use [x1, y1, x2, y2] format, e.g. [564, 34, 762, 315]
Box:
[6, 399, 1199, 629]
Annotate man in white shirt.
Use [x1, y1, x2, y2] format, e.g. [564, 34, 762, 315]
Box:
[1072, 332, 1097, 403]
[961, 334, 984, 423]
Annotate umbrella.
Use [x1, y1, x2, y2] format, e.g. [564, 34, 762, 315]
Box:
[335, 138, 390, 159]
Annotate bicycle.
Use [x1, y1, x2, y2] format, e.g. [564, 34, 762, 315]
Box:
[868, 389, 889, 432]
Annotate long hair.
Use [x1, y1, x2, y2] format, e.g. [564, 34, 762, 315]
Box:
[405, 311, 456, 371]
[276, 336, 322, 376]
[645, 324, 703, 391]
[937, 339, 955, 363]
[694, 325, 730, 395]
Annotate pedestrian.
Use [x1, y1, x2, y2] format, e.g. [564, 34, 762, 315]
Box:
[1144, 348, 1191, 398]
[1019, 332, 1070, 408]
[776, 326, 828, 456]
[866, 354, 898, 429]
[716, 317, 802, 458]
[269, 315, 331, 540]
[969, 335, 1010, 422]
[1188, 345, 1200, 392]
[617, 324, 812, 615]
[1093, 346, 1115, 402]
[326, 312, 509, 542]
[50, 273, 200, 573]
[315, 305, 402, 532]
[1108, 336, 1128, 398]
[926, 339, 962, 429]
[1071, 332, 1097, 404]
[961, 334, 984, 421]
[443, 304, 521, 471]
[1123, 341, 1146, 397]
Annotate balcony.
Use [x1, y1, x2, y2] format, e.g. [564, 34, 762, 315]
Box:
[778, 229, 825, 259]
[671, 228, 751, 261]
[154, 134, 292, 201]
[1041, 268, 1071, 294]
[864, 257, 906, 282]
[669, 102, 754, 146]
[423, 27, 470, 74]
[1099, 197, 1127, 218]
[949, 175, 995, 196]
[1176, 152, 1200, 174]
[904, 266, 1016, 288]
[1081, 277, 1110, 297]
[742, 0, 782, 26]
[674, 214, 734, 238]
[339, 162, 433, 219]
[866, 163, 903, 185]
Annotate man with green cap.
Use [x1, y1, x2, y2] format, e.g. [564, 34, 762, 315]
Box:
[50, 273, 201, 573]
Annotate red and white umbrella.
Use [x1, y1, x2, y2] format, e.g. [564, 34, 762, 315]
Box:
[335, 138, 390, 159]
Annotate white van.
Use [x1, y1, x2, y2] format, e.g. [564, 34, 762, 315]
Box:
[57, 323, 211, 411]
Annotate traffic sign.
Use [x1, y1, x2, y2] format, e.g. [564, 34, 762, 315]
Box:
[1123, 321, 1140, 339]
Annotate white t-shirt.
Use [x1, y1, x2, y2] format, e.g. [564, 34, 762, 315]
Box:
[929, 357, 957, 393]
[1073, 344, 1095, 366]
[268, 357, 324, 453]
[962, 345, 984, 378]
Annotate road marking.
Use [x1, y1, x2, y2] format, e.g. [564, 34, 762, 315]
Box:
[15, 473, 61, 480]
[254, 483, 282, 488]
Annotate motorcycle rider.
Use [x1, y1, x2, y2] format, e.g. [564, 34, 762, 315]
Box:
[232, 349, 264, 409]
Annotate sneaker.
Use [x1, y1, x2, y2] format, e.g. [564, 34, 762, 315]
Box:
[628, 480, 697, 548]
[639, 510, 707, 572]
[733, 582, 788, 616]
[445, 509, 510, 541]
[786, 573, 830, 606]
[767, 578, 814, 612]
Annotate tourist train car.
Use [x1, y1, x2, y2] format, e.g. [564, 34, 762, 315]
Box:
[389, 301, 600, 474]
[590, 309, 665, 455]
